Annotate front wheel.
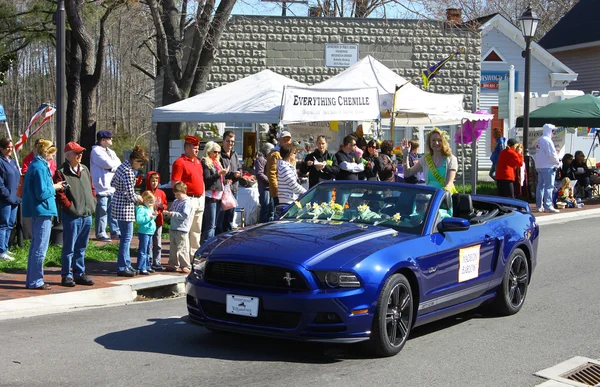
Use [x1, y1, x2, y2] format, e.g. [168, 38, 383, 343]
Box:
[493, 248, 529, 315]
[368, 273, 414, 357]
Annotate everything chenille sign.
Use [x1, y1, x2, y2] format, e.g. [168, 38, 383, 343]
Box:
[280, 86, 380, 125]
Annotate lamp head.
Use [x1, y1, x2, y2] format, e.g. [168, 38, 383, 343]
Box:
[519, 5, 539, 39]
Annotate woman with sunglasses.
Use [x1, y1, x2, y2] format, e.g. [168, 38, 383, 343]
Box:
[362, 140, 383, 181]
[201, 141, 228, 243]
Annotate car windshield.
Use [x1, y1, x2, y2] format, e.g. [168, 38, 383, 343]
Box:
[280, 183, 434, 235]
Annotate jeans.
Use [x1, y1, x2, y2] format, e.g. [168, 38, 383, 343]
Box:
[217, 191, 238, 234]
[258, 188, 270, 223]
[137, 233, 152, 272]
[536, 168, 556, 209]
[95, 195, 120, 238]
[151, 225, 162, 266]
[201, 197, 221, 243]
[60, 213, 92, 279]
[25, 216, 52, 288]
[116, 220, 134, 271]
[0, 202, 17, 254]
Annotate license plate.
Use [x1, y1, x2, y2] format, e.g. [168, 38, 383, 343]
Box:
[226, 294, 259, 317]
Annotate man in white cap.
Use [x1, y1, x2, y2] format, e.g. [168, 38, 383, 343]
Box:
[266, 131, 292, 214]
[533, 123, 560, 213]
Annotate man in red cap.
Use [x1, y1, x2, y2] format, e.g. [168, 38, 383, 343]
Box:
[171, 135, 205, 266]
[53, 142, 97, 287]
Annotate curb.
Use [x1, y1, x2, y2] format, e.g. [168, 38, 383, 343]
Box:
[0, 274, 186, 321]
[534, 208, 600, 226]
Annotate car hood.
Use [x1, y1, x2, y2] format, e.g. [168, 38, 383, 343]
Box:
[206, 220, 415, 270]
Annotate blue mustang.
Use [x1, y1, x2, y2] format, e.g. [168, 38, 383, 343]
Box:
[185, 181, 538, 357]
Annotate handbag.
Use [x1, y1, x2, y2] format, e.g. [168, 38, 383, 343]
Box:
[221, 183, 238, 210]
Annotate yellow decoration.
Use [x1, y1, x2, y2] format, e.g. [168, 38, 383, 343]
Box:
[329, 121, 338, 131]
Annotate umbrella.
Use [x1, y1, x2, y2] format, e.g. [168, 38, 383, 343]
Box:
[516, 94, 600, 127]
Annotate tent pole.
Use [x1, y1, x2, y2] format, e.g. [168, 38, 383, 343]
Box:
[461, 119, 465, 193]
[390, 84, 398, 143]
[471, 84, 479, 194]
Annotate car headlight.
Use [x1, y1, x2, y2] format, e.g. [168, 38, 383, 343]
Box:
[314, 271, 361, 288]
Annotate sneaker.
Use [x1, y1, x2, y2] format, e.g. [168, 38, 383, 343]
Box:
[139, 270, 150, 275]
[96, 235, 111, 242]
[147, 268, 155, 274]
[61, 277, 76, 287]
[0, 253, 14, 261]
[6, 250, 15, 257]
[537, 207, 545, 213]
[545, 207, 560, 213]
[165, 266, 177, 272]
[74, 275, 94, 286]
[585, 185, 593, 191]
[111, 233, 121, 240]
[151, 264, 163, 271]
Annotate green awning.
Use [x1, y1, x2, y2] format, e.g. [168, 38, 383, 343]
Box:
[516, 94, 600, 127]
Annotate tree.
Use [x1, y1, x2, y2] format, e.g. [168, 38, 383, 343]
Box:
[144, 0, 237, 182]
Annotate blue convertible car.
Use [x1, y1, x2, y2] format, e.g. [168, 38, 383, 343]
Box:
[185, 181, 538, 357]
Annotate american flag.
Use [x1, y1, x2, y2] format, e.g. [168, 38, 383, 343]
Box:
[15, 103, 56, 153]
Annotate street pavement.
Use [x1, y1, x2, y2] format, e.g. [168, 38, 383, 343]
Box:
[0, 215, 599, 386]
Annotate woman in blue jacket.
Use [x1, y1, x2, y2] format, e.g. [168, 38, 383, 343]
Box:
[0, 138, 21, 261]
[22, 140, 66, 290]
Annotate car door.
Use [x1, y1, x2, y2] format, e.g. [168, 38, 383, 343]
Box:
[418, 223, 498, 314]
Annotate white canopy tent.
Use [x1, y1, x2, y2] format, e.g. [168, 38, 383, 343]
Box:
[311, 55, 493, 125]
[152, 69, 305, 123]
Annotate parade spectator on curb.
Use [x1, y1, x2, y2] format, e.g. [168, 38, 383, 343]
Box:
[277, 143, 306, 204]
[0, 138, 21, 261]
[54, 142, 97, 287]
[21, 139, 57, 177]
[300, 135, 336, 189]
[362, 140, 383, 181]
[557, 153, 576, 182]
[201, 141, 227, 243]
[23, 140, 65, 290]
[135, 190, 157, 275]
[90, 130, 121, 241]
[571, 150, 600, 197]
[111, 145, 147, 277]
[254, 142, 273, 223]
[353, 124, 368, 152]
[404, 140, 421, 184]
[164, 181, 193, 274]
[145, 171, 166, 271]
[266, 131, 293, 210]
[171, 136, 204, 262]
[489, 136, 506, 180]
[533, 124, 560, 213]
[217, 131, 242, 234]
[495, 138, 524, 198]
[402, 128, 458, 191]
[335, 135, 365, 181]
[378, 140, 397, 183]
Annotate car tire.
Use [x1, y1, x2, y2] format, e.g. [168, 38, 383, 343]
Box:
[493, 248, 529, 316]
[368, 273, 414, 357]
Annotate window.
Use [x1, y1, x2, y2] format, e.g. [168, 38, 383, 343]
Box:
[482, 48, 506, 63]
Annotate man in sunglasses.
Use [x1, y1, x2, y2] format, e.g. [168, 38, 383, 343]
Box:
[217, 131, 242, 233]
[54, 142, 97, 287]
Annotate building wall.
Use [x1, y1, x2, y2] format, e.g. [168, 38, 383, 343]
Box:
[208, 15, 482, 111]
[553, 46, 600, 94]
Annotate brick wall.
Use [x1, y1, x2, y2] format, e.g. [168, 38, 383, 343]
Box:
[209, 15, 482, 111]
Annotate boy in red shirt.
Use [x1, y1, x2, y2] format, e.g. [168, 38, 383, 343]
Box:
[146, 171, 167, 271]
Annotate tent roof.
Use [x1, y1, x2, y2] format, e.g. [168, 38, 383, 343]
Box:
[516, 94, 600, 127]
[311, 55, 465, 113]
[152, 70, 305, 123]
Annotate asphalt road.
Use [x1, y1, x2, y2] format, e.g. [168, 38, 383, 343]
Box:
[1, 218, 599, 387]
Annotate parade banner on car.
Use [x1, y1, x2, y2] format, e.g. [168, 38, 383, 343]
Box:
[279, 86, 380, 125]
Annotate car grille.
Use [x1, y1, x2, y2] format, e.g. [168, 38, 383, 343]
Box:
[205, 261, 309, 292]
[200, 300, 301, 329]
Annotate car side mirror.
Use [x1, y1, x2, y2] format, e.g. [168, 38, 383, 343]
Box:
[274, 203, 291, 220]
[437, 217, 470, 233]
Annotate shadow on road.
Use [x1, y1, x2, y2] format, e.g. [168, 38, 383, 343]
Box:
[94, 317, 364, 363]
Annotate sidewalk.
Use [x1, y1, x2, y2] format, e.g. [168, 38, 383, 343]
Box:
[2, 199, 600, 321]
[0, 237, 187, 320]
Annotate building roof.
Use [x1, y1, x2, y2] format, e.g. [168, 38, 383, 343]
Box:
[539, 0, 600, 50]
[475, 13, 577, 83]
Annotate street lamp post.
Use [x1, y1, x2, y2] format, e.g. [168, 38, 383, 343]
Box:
[518, 4, 539, 199]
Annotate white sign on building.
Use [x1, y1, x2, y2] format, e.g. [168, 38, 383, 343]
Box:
[325, 44, 359, 68]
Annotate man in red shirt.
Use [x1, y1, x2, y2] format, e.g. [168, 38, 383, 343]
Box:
[495, 138, 524, 198]
[171, 136, 205, 264]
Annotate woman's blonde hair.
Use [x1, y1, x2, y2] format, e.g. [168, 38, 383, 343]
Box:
[35, 139, 57, 156]
[561, 177, 571, 187]
[202, 141, 222, 172]
[426, 128, 452, 157]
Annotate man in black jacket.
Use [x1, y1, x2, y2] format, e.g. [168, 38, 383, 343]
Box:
[300, 135, 337, 189]
[335, 135, 364, 181]
[217, 131, 242, 233]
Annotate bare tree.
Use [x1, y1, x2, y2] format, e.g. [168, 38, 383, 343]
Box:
[144, 0, 237, 182]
